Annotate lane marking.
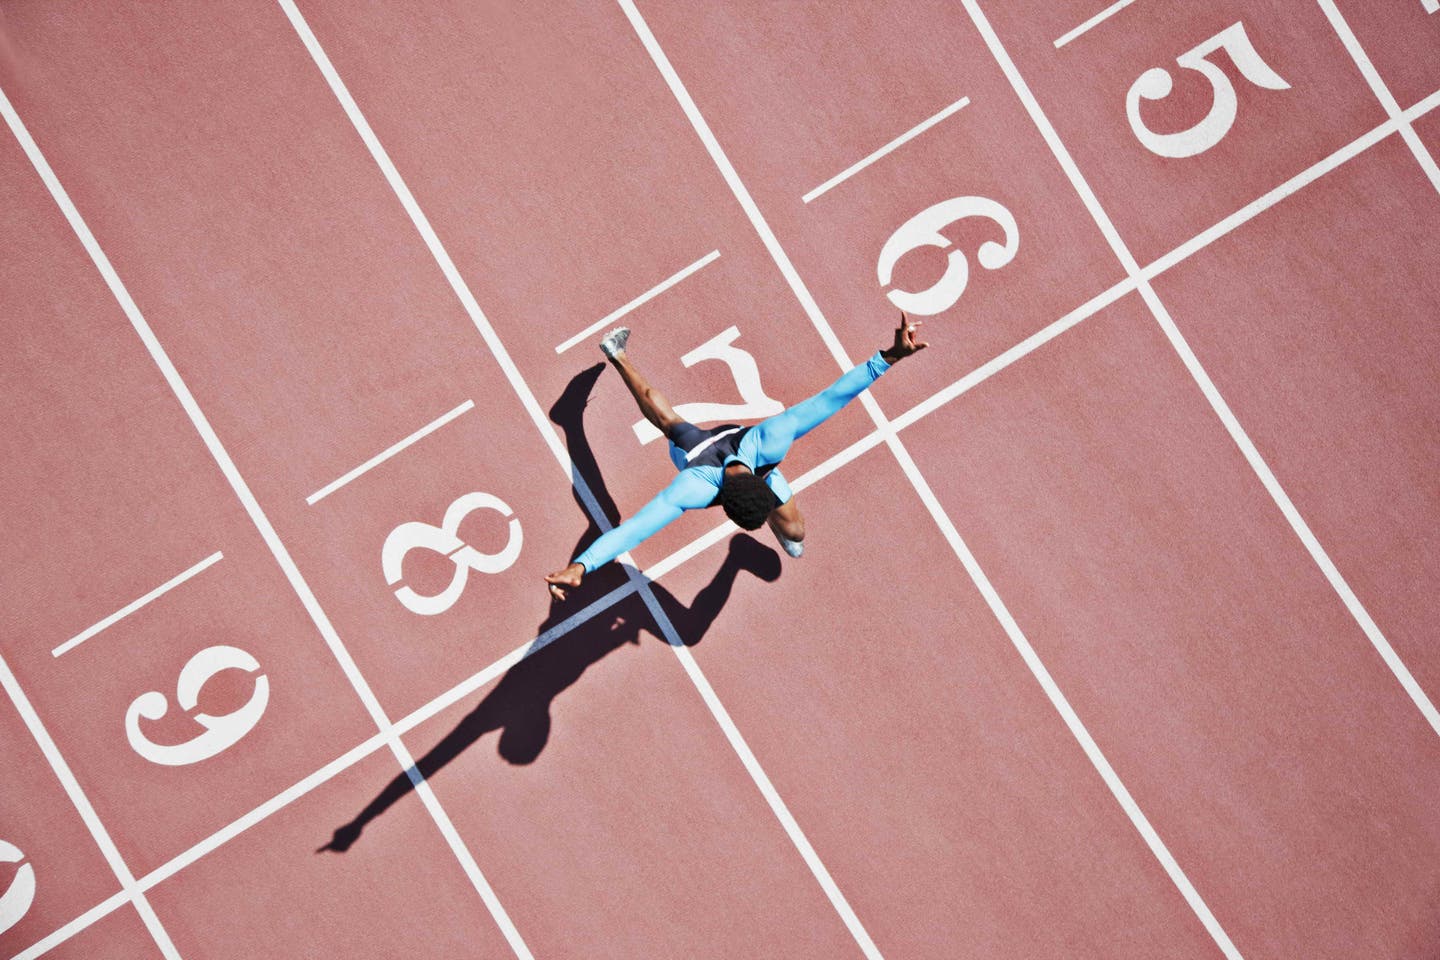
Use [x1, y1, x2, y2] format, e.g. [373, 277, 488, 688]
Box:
[964, 0, 1440, 741]
[4, 42, 530, 960]
[1054, 0, 1142, 49]
[555, 250, 721, 354]
[1316, 0, 1440, 194]
[306, 399, 474, 505]
[802, 96, 970, 204]
[52, 551, 223, 658]
[0, 86, 186, 960]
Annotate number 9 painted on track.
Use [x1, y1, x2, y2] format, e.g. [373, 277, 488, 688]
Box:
[382, 492, 523, 616]
[125, 645, 269, 766]
[0, 840, 35, 936]
[877, 196, 1019, 316]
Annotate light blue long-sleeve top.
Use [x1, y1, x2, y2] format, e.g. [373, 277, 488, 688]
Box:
[574, 350, 892, 572]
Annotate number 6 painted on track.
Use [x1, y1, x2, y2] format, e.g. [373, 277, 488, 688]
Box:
[125, 645, 269, 766]
[1127, 21, 1289, 159]
[877, 196, 1019, 317]
[0, 840, 35, 935]
[382, 492, 523, 616]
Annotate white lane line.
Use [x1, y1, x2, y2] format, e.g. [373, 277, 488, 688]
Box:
[306, 399, 474, 505]
[964, 0, 1440, 741]
[555, 250, 721, 354]
[52, 551, 223, 658]
[1142, 117, 1396, 279]
[0, 88, 185, 960]
[1317, 0, 1440, 194]
[3, 44, 531, 960]
[1426, 0, 1439, 15]
[283, 1, 880, 955]
[801, 96, 970, 204]
[0, 653, 182, 960]
[1054, 0, 1141, 48]
[11, 891, 131, 960]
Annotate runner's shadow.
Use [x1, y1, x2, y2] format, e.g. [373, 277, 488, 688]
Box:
[318, 364, 780, 853]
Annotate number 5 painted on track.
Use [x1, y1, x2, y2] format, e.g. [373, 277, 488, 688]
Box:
[877, 196, 1019, 317]
[0, 840, 35, 935]
[1127, 21, 1289, 159]
[126, 645, 269, 766]
[632, 326, 783, 444]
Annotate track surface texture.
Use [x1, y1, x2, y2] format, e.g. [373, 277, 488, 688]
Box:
[1, 1, 1438, 958]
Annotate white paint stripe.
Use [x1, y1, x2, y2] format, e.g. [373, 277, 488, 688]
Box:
[963, 0, 1440, 740]
[52, 551, 223, 657]
[11, 891, 131, 960]
[1316, 0, 1440, 194]
[0, 653, 182, 960]
[3, 52, 532, 960]
[1142, 118, 1396, 279]
[555, 250, 721, 353]
[306, 399, 474, 505]
[801, 97, 969, 203]
[1426, 0, 1439, 15]
[893, 278, 1133, 431]
[1054, 0, 1141, 48]
[683, 426, 742, 462]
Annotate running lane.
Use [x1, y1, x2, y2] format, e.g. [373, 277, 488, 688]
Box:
[0, 128, 375, 883]
[1150, 137, 1440, 713]
[388, 595, 864, 958]
[0, 0, 625, 721]
[977, 0, 1384, 265]
[628, 0, 1127, 416]
[289, 0, 877, 570]
[903, 294, 1440, 960]
[654, 448, 1220, 959]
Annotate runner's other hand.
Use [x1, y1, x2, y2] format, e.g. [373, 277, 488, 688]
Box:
[544, 561, 585, 601]
[882, 311, 929, 364]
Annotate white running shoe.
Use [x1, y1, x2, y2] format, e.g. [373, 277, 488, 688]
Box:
[773, 528, 804, 558]
[598, 326, 630, 359]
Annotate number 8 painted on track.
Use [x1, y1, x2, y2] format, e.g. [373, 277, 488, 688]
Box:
[877, 196, 1020, 317]
[382, 492, 523, 616]
[1126, 21, 1290, 159]
[125, 645, 269, 766]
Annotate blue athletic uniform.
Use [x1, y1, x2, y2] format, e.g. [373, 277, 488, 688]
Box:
[574, 351, 892, 572]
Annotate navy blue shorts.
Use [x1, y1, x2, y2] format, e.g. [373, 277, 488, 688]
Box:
[666, 422, 743, 471]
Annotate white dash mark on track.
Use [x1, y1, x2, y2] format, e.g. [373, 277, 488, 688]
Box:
[555, 250, 721, 354]
[802, 97, 970, 203]
[53, 551, 224, 658]
[306, 399, 474, 505]
[1054, 0, 1142, 48]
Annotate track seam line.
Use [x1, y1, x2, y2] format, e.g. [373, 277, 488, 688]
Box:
[1315, 0, 1440, 194]
[617, 2, 1255, 958]
[959, 0, 1440, 742]
[277, 1, 886, 955]
[0, 70, 530, 960]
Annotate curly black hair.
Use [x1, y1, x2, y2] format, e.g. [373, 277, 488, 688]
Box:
[719, 470, 775, 530]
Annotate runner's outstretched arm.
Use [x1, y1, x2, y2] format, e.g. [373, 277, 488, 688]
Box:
[750, 315, 928, 460]
[545, 468, 716, 599]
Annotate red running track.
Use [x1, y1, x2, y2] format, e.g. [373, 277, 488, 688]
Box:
[1, 1, 1439, 958]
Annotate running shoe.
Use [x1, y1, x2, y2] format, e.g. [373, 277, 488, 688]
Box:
[598, 326, 630, 359]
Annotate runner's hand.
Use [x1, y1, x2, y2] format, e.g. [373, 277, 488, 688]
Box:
[882, 312, 928, 363]
[544, 562, 584, 601]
